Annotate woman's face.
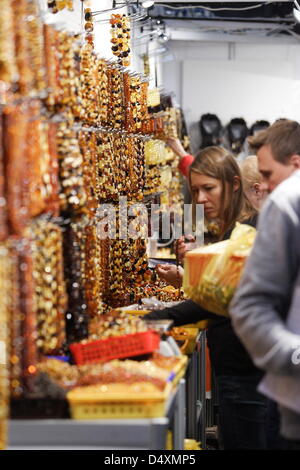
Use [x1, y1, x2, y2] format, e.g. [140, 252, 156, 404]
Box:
[190, 172, 223, 220]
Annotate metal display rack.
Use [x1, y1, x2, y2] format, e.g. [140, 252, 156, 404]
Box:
[185, 330, 207, 449]
[7, 331, 209, 450]
[7, 379, 186, 450]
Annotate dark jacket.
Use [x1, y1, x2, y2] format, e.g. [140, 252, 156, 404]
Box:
[145, 216, 263, 377]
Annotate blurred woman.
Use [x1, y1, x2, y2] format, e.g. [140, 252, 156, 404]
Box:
[240, 154, 267, 212]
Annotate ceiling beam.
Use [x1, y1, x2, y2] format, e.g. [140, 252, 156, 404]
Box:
[168, 27, 300, 43]
[154, 1, 287, 3]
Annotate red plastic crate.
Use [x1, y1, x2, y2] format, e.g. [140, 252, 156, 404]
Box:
[69, 330, 160, 365]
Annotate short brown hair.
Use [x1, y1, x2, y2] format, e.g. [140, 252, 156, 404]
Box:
[248, 119, 300, 164]
[189, 146, 248, 239]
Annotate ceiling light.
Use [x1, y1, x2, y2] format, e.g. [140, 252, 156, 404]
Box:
[142, 1, 155, 8]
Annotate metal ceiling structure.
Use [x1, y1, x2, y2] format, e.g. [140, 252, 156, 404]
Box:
[130, 2, 300, 43]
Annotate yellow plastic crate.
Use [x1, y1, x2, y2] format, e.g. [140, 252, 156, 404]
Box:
[167, 434, 202, 451]
[171, 328, 199, 355]
[122, 309, 151, 316]
[183, 320, 210, 330]
[67, 383, 172, 420]
[184, 439, 202, 450]
[69, 401, 166, 419]
[181, 328, 199, 355]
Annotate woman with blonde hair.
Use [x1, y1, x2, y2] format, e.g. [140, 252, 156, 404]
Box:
[240, 154, 267, 213]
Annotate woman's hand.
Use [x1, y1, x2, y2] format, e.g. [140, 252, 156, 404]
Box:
[165, 137, 188, 159]
[174, 235, 196, 264]
[156, 264, 184, 288]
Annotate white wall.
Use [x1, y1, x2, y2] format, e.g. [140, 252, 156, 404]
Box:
[38, 0, 83, 32]
[38, 0, 130, 61]
[183, 58, 300, 124]
[162, 40, 300, 146]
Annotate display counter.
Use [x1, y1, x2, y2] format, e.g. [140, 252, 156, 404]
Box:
[7, 379, 185, 450]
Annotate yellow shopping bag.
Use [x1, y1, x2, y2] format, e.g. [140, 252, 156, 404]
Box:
[183, 223, 256, 317]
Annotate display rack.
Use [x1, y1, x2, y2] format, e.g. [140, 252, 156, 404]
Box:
[7, 380, 186, 450]
[185, 330, 206, 449]
[8, 334, 208, 451]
